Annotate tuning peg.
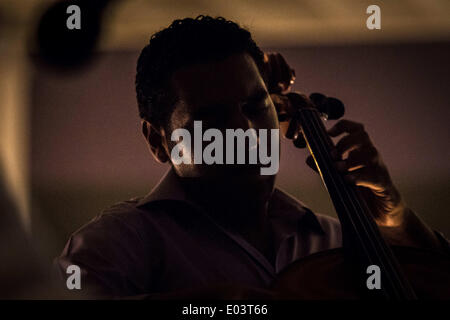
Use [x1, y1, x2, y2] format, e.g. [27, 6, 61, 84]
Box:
[309, 93, 345, 120]
[309, 93, 326, 108]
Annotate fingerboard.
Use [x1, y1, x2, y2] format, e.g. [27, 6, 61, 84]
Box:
[296, 107, 417, 300]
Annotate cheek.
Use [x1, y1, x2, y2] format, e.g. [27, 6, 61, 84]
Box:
[164, 107, 195, 156]
[163, 126, 205, 178]
[168, 102, 193, 132]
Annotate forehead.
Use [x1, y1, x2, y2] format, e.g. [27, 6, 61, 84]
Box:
[171, 53, 265, 108]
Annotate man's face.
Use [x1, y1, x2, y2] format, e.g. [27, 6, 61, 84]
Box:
[163, 52, 279, 183]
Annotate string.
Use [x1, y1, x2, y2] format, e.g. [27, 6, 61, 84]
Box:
[305, 109, 405, 298]
[297, 111, 375, 262]
[299, 108, 405, 298]
[306, 109, 415, 297]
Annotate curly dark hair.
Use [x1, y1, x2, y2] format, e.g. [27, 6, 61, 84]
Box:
[135, 15, 266, 128]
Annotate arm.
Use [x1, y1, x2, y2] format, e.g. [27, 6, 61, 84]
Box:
[54, 213, 154, 298]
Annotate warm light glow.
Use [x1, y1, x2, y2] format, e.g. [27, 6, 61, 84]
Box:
[0, 14, 31, 233]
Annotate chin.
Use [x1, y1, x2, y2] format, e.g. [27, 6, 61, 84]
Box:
[218, 169, 276, 199]
[177, 164, 276, 195]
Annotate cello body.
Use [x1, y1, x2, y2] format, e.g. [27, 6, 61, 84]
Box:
[272, 246, 450, 299]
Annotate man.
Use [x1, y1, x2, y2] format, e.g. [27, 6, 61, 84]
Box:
[56, 16, 447, 299]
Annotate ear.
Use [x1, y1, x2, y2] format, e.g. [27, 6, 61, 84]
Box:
[142, 120, 170, 163]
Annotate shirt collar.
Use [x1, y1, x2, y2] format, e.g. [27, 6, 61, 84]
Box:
[137, 168, 189, 207]
[137, 167, 325, 235]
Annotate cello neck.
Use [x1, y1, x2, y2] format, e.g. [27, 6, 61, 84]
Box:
[295, 105, 417, 300]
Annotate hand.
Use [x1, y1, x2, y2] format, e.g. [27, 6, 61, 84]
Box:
[271, 91, 407, 226]
[326, 119, 445, 249]
[271, 92, 444, 248]
[325, 119, 406, 227]
[270, 88, 444, 248]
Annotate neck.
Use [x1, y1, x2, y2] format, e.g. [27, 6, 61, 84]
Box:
[178, 174, 277, 265]
[178, 174, 274, 232]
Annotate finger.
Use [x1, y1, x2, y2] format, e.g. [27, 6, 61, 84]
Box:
[335, 146, 379, 172]
[328, 119, 365, 137]
[347, 146, 379, 169]
[335, 130, 371, 155]
[343, 166, 385, 192]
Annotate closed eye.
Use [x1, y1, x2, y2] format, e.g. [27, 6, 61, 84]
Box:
[242, 91, 270, 117]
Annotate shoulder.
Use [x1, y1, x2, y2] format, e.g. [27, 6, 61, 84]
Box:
[75, 198, 145, 237]
[271, 187, 342, 243]
[60, 197, 161, 258]
[55, 197, 162, 297]
[57, 197, 163, 267]
[62, 195, 189, 255]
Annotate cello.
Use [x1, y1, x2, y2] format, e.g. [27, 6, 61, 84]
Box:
[264, 53, 450, 299]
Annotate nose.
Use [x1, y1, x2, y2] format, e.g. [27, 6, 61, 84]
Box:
[218, 105, 260, 165]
